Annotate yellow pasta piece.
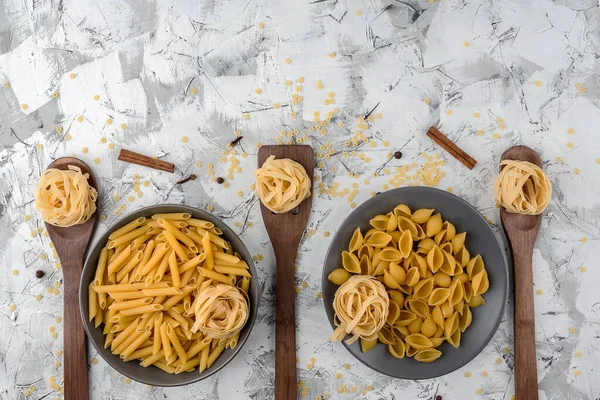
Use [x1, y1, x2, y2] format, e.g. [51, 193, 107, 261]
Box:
[431, 307, 445, 330]
[425, 213, 443, 237]
[448, 280, 464, 307]
[359, 254, 372, 275]
[389, 263, 406, 285]
[420, 315, 437, 337]
[411, 208, 434, 224]
[328, 268, 352, 285]
[387, 300, 401, 325]
[394, 310, 417, 327]
[433, 272, 451, 288]
[393, 204, 412, 219]
[386, 213, 398, 232]
[442, 221, 456, 241]
[348, 228, 363, 253]
[426, 245, 443, 272]
[341, 251, 361, 273]
[413, 278, 434, 300]
[451, 232, 466, 254]
[360, 338, 378, 353]
[378, 247, 403, 262]
[407, 299, 429, 319]
[398, 230, 413, 258]
[444, 312, 459, 339]
[428, 288, 450, 306]
[388, 290, 404, 309]
[377, 326, 396, 344]
[365, 231, 392, 248]
[414, 348, 441, 362]
[388, 340, 406, 358]
[471, 270, 489, 296]
[405, 267, 420, 286]
[405, 333, 433, 350]
[459, 305, 473, 332]
[467, 255, 485, 279]
[369, 214, 389, 230]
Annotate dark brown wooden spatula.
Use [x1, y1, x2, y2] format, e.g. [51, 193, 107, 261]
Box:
[257, 145, 313, 400]
[44, 157, 97, 400]
[499, 145, 543, 400]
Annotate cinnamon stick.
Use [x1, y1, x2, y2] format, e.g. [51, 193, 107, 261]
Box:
[118, 149, 175, 173]
[426, 127, 477, 170]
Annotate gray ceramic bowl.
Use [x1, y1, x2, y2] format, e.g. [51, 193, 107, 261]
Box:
[322, 187, 508, 379]
[80, 204, 259, 386]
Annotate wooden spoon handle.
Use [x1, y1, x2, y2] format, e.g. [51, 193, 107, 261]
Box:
[274, 248, 297, 400]
[513, 245, 539, 400]
[63, 258, 89, 400]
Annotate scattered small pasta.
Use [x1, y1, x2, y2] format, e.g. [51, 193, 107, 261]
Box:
[494, 160, 552, 215]
[35, 166, 97, 227]
[328, 204, 489, 362]
[88, 213, 252, 374]
[254, 156, 311, 213]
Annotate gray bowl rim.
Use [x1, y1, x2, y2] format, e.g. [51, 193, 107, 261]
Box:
[79, 204, 259, 387]
[321, 186, 509, 379]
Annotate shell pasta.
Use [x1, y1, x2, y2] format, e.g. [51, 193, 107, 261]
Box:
[328, 204, 490, 362]
[88, 214, 251, 374]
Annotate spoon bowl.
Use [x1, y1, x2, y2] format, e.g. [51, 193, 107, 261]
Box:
[44, 157, 97, 400]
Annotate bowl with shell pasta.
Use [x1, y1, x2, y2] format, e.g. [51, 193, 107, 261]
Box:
[322, 187, 508, 379]
[79, 204, 259, 386]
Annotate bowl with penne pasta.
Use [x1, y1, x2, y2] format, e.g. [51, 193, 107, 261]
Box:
[322, 187, 509, 379]
[79, 204, 259, 386]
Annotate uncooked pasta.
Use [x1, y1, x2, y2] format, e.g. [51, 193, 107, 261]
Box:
[254, 156, 311, 213]
[35, 165, 98, 227]
[330, 275, 389, 345]
[494, 160, 552, 215]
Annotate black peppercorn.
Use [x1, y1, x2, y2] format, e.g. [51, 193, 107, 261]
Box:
[436, 396, 442, 400]
[216, 177, 225, 184]
[393, 151, 402, 159]
[35, 270, 45, 279]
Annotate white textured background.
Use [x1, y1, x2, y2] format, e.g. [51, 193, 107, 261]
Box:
[1, 0, 600, 399]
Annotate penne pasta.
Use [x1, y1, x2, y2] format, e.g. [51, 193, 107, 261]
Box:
[108, 217, 146, 240]
[198, 267, 233, 285]
[151, 213, 191, 221]
[108, 225, 151, 249]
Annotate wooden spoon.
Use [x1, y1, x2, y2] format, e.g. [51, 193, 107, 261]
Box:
[499, 145, 542, 400]
[44, 157, 98, 400]
[257, 145, 314, 400]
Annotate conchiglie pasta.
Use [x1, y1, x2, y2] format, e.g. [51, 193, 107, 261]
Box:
[328, 268, 352, 285]
[366, 231, 392, 248]
[411, 208, 434, 224]
[330, 205, 490, 363]
[413, 278, 434, 300]
[425, 213, 443, 237]
[451, 232, 466, 254]
[378, 247, 403, 262]
[389, 263, 406, 285]
[370, 214, 389, 230]
[398, 230, 413, 258]
[420, 315, 437, 337]
[393, 204, 412, 219]
[405, 333, 433, 350]
[414, 348, 442, 362]
[388, 340, 406, 358]
[428, 287, 450, 306]
[342, 251, 361, 273]
[349, 228, 364, 253]
[427, 245, 444, 272]
[361, 338, 378, 353]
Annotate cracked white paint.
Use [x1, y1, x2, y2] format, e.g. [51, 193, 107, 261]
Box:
[1, 0, 600, 399]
